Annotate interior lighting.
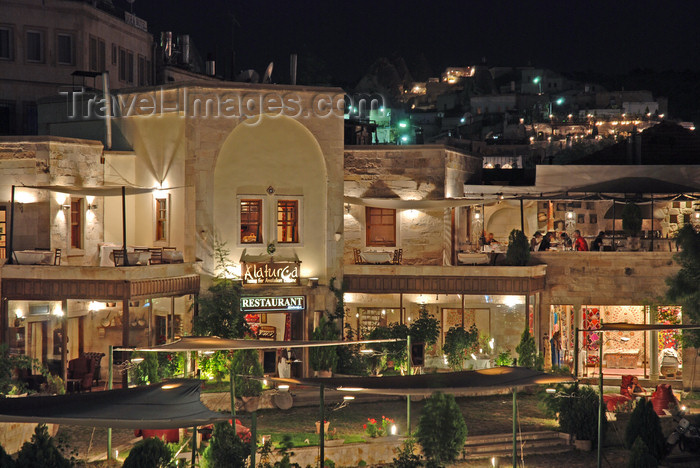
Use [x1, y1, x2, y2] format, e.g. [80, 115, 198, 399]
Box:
[131, 357, 144, 364]
[338, 387, 365, 392]
[343, 395, 355, 400]
[503, 295, 520, 308]
[278, 384, 290, 390]
[391, 424, 397, 435]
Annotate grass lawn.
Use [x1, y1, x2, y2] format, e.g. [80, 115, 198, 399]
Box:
[252, 391, 557, 447]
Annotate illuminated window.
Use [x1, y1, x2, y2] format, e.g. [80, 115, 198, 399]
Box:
[240, 199, 262, 244]
[366, 207, 396, 247]
[277, 200, 299, 243]
[70, 199, 83, 249]
[155, 198, 167, 241]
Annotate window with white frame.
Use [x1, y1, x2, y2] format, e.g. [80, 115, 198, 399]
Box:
[25, 30, 44, 62]
[0, 27, 13, 60]
[276, 199, 299, 243]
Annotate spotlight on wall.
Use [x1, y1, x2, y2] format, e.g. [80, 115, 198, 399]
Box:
[62, 204, 71, 210]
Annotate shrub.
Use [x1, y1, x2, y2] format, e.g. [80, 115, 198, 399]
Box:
[392, 438, 423, 468]
[495, 351, 513, 366]
[122, 437, 172, 468]
[409, 306, 439, 347]
[621, 202, 642, 236]
[231, 348, 263, 397]
[203, 422, 251, 468]
[416, 392, 468, 467]
[309, 317, 339, 373]
[442, 325, 479, 371]
[506, 229, 530, 266]
[628, 437, 658, 468]
[555, 385, 606, 445]
[15, 424, 70, 468]
[0, 445, 15, 468]
[624, 399, 665, 462]
[515, 328, 537, 369]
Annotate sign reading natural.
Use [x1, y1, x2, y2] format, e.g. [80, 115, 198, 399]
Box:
[242, 261, 300, 285]
[241, 295, 306, 312]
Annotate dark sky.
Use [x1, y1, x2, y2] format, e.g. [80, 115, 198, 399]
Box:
[124, 0, 700, 86]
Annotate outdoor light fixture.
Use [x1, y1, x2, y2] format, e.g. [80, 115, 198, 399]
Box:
[338, 387, 365, 392]
[391, 424, 397, 435]
[343, 395, 355, 400]
[87, 202, 98, 211]
[620, 337, 630, 342]
[381, 309, 386, 315]
[203, 350, 215, 355]
[566, 211, 575, 220]
[344, 203, 351, 214]
[360, 349, 374, 354]
[278, 384, 290, 390]
[471, 353, 477, 360]
[546, 388, 557, 394]
[131, 357, 144, 364]
[62, 204, 71, 210]
[162, 383, 181, 390]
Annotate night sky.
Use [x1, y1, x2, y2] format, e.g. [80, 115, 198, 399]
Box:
[123, 0, 700, 87]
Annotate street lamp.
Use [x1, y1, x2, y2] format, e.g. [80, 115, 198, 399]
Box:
[532, 76, 542, 94]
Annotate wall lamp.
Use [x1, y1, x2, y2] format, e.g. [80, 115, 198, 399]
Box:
[62, 204, 71, 211]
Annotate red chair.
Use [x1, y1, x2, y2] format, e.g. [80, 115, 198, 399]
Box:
[650, 384, 678, 416]
[602, 375, 635, 411]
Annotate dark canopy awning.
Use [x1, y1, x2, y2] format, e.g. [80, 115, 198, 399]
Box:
[264, 367, 573, 396]
[0, 380, 229, 429]
[125, 336, 402, 352]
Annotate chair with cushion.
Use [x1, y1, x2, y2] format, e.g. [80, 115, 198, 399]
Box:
[650, 384, 678, 416]
[67, 356, 96, 392]
[392, 248, 403, 265]
[353, 248, 364, 264]
[81, 352, 105, 387]
[602, 374, 635, 411]
[113, 249, 125, 267]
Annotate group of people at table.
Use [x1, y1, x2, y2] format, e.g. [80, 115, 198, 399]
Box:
[529, 230, 608, 252]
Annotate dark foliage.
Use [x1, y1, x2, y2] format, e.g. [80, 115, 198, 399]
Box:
[15, 424, 71, 468]
[416, 392, 468, 467]
[409, 306, 439, 347]
[309, 317, 339, 372]
[392, 438, 423, 468]
[624, 399, 666, 462]
[506, 229, 530, 266]
[442, 325, 479, 370]
[203, 421, 251, 468]
[193, 279, 249, 339]
[122, 437, 172, 468]
[515, 328, 537, 369]
[0, 445, 15, 468]
[554, 385, 606, 445]
[231, 348, 263, 397]
[622, 202, 643, 236]
[628, 436, 658, 468]
[666, 225, 700, 347]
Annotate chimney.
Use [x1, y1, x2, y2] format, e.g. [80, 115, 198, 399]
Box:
[205, 53, 216, 76]
[161, 32, 173, 64]
[290, 54, 298, 85]
[179, 35, 190, 66]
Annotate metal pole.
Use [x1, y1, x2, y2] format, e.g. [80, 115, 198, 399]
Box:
[122, 186, 129, 266]
[191, 427, 197, 468]
[612, 202, 616, 251]
[520, 199, 525, 234]
[8, 185, 15, 264]
[319, 384, 325, 467]
[512, 388, 517, 468]
[574, 327, 579, 378]
[597, 330, 604, 468]
[250, 412, 257, 468]
[230, 367, 236, 420]
[107, 345, 113, 460]
[650, 195, 654, 252]
[406, 334, 411, 436]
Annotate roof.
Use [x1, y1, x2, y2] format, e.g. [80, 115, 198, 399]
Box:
[0, 380, 229, 429]
[266, 367, 573, 396]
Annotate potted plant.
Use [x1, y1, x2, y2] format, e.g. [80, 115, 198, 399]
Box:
[310, 316, 339, 377]
[442, 325, 479, 371]
[409, 305, 439, 361]
[554, 385, 605, 451]
[505, 229, 530, 266]
[231, 348, 263, 412]
[621, 202, 643, 251]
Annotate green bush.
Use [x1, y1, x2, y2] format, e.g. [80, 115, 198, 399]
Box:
[392, 438, 423, 468]
[506, 229, 530, 266]
[15, 424, 70, 468]
[515, 328, 537, 369]
[624, 399, 665, 462]
[622, 202, 643, 236]
[203, 422, 251, 468]
[409, 306, 439, 347]
[495, 351, 513, 366]
[442, 325, 479, 371]
[416, 392, 468, 467]
[122, 437, 173, 468]
[309, 317, 339, 373]
[555, 385, 605, 445]
[231, 348, 263, 397]
[0, 445, 15, 468]
[628, 437, 658, 468]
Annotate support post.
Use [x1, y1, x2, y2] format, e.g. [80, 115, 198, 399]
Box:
[230, 366, 236, 420]
[319, 384, 325, 467]
[512, 388, 517, 468]
[574, 327, 579, 378]
[520, 199, 525, 233]
[61, 300, 68, 383]
[191, 427, 197, 468]
[612, 202, 616, 251]
[8, 185, 15, 264]
[597, 329, 604, 468]
[406, 335, 412, 436]
[250, 412, 257, 468]
[122, 186, 129, 266]
[107, 345, 113, 460]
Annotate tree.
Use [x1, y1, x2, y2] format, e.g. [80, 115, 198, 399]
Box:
[666, 224, 700, 347]
[621, 202, 643, 237]
[442, 325, 479, 371]
[203, 421, 251, 468]
[122, 437, 172, 468]
[515, 328, 537, 368]
[506, 229, 530, 266]
[416, 392, 468, 467]
[409, 306, 439, 347]
[231, 348, 263, 397]
[309, 316, 339, 373]
[624, 399, 665, 462]
[0, 445, 15, 468]
[15, 424, 70, 468]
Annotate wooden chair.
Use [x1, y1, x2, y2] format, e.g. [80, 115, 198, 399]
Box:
[54, 248, 61, 266]
[81, 352, 105, 386]
[353, 248, 364, 264]
[113, 249, 125, 267]
[149, 247, 163, 264]
[392, 248, 403, 265]
[67, 356, 95, 392]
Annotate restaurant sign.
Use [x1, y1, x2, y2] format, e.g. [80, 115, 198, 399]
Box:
[241, 295, 306, 313]
[242, 261, 300, 285]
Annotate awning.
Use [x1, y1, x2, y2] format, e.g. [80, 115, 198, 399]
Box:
[264, 367, 573, 396]
[19, 185, 165, 196]
[125, 336, 402, 353]
[344, 196, 491, 209]
[0, 380, 229, 429]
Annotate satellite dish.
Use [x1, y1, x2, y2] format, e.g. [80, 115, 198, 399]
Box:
[235, 69, 259, 83]
[262, 62, 274, 84]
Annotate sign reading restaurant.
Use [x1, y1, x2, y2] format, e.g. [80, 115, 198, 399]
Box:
[240, 296, 306, 313]
[242, 261, 300, 285]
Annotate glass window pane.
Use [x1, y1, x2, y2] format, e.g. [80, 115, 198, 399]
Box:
[366, 207, 396, 247]
[26, 31, 42, 62]
[277, 200, 299, 243]
[0, 28, 12, 60]
[241, 200, 262, 243]
[57, 34, 72, 65]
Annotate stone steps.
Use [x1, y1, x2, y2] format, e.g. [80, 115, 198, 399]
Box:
[463, 431, 572, 460]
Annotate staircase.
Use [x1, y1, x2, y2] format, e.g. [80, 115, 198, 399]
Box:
[463, 431, 572, 461]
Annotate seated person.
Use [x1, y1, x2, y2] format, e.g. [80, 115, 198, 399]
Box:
[627, 376, 644, 395]
[591, 231, 605, 251]
[538, 232, 553, 251]
[482, 232, 499, 245]
[530, 232, 543, 251]
[573, 229, 589, 251]
[559, 232, 573, 250]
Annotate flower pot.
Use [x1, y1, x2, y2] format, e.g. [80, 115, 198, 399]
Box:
[242, 396, 260, 412]
[315, 421, 330, 434]
[317, 370, 332, 378]
[574, 439, 592, 451]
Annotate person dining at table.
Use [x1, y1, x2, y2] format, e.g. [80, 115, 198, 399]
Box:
[591, 231, 605, 251]
[559, 232, 573, 250]
[482, 232, 499, 245]
[627, 376, 645, 396]
[530, 232, 543, 251]
[538, 232, 553, 251]
[573, 229, 589, 251]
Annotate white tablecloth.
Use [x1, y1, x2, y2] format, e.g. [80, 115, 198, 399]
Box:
[14, 250, 54, 265]
[361, 251, 393, 264]
[458, 253, 490, 265]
